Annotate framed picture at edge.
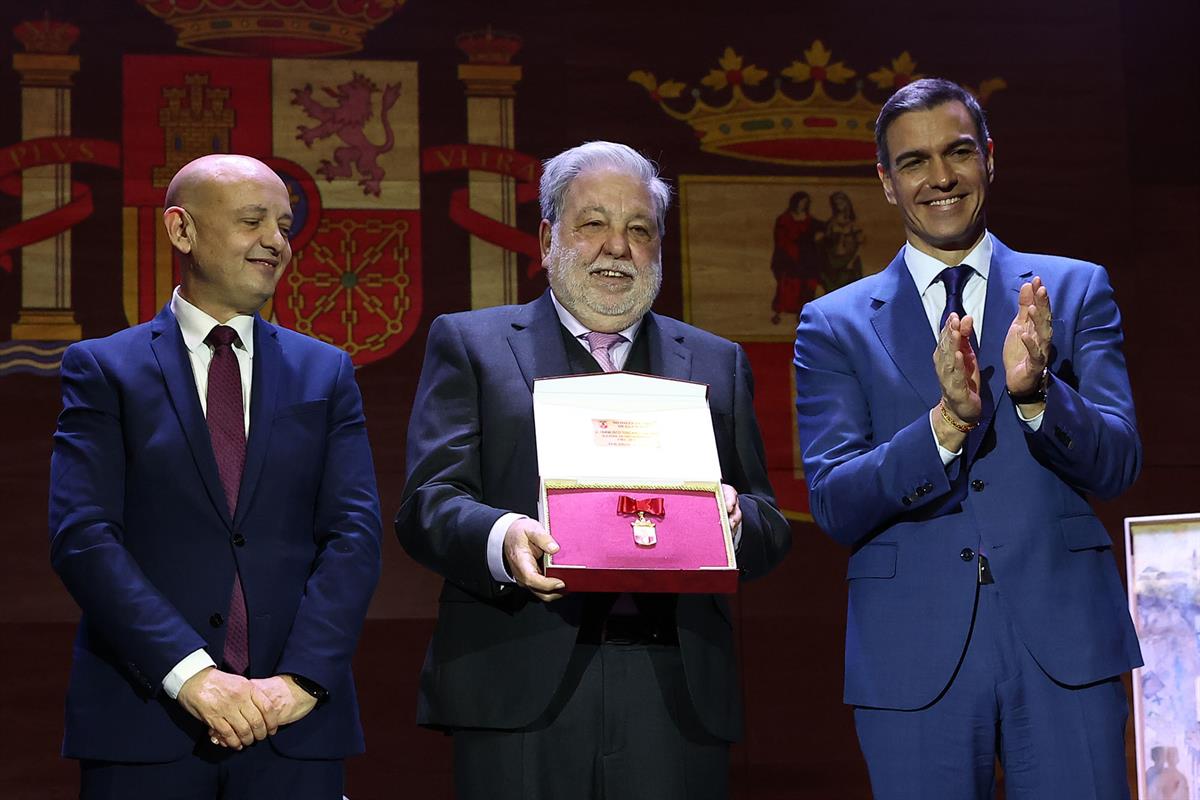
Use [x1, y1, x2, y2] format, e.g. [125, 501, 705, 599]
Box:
[1126, 512, 1200, 800]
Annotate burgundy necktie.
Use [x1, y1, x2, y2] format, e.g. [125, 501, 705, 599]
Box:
[204, 325, 249, 675]
[583, 331, 626, 372]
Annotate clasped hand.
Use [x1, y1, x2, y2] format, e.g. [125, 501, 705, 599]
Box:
[177, 667, 317, 749]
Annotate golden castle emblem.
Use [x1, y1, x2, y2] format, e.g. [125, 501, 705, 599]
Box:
[152, 74, 236, 188]
[630, 43, 1005, 167]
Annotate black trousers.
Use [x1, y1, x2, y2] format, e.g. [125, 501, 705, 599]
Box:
[453, 640, 730, 800]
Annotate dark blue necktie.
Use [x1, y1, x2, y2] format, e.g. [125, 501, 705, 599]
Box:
[938, 265, 974, 330]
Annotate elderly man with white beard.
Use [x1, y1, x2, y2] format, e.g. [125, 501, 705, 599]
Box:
[396, 141, 791, 800]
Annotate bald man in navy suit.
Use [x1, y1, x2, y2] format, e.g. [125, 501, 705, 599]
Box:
[50, 154, 381, 799]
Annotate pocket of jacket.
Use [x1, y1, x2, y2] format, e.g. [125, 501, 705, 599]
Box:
[1060, 515, 1113, 551]
[846, 542, 897, 579]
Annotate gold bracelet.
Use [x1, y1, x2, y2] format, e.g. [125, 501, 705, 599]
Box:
[939, 400, 978, 434]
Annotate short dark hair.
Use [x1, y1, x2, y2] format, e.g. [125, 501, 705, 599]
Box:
[874, 78, 990, 171]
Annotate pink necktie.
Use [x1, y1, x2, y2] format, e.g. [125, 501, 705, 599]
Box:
[583, 331, 626, 372]
[204, 325, 250, 675]
[584, 330, 639, 615]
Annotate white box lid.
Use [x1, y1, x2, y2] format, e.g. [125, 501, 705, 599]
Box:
[533, 372, 720, 482]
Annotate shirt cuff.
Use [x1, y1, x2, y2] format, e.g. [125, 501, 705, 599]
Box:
[487, 512, 526, 584]
[163, 648, 217, 700]
[1015, 404, 1045, 430]
[929, 410, 962, 466]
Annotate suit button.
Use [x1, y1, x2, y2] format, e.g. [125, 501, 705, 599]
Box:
[901, 495, 913, 506]
[209, 613, 224, 628]
[232, 532, 246, 547]
[915, 484, 929, 497]
[971, 479, 985, 492]
[959, 548, 975, 562]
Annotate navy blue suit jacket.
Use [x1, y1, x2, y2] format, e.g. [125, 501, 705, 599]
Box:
[395, 291, 791, 742]
[793, 238, 1143, 710]
[49, 304, 382, 762]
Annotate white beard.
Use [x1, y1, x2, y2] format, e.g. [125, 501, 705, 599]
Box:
[545, 236, 662, 325]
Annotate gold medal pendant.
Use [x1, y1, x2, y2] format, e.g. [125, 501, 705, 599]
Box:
[631, 511, 657, 547]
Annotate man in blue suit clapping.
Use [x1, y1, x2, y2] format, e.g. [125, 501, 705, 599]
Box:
[793, 78, 1142, 798]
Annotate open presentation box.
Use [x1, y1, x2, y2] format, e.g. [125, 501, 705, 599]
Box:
[533, 372, 737, 594]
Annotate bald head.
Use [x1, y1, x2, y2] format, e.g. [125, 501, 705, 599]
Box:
[163, 154, 294, 323]
[165, 154, 286, 210]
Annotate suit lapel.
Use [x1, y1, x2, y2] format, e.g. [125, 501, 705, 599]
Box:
[235, 316, 280, 528]
[870, 250, 941, 407]
[507, 292, 695, 384]
[149, 304, 232, 528]
[509, 291, 573, 391]
[644, 313, 693, 381]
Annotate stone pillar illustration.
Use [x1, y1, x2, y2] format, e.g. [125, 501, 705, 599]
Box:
[456, 28, 522, 309]
[11, 18, 82, 341]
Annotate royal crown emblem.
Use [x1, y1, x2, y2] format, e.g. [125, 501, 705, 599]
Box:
[137, 0, 404, 57]
[13, 18, 80, 55]
[630, 43, 1005, 167]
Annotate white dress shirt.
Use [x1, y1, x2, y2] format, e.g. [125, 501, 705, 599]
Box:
[161, 287, 257, 699]
[904, 232, 1043, 467]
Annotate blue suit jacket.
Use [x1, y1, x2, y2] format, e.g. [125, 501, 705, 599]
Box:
[793, 238, 1143, 710]
[395, 291, 791, 742]
[49, 304, 382, 762]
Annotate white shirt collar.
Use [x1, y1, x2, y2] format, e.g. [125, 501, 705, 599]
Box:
[548, 290, 643, 343]
[904, 231, 994, 294]
[170, 286, 256, 357]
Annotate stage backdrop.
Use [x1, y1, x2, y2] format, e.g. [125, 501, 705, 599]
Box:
[1, 0, 1197, 797]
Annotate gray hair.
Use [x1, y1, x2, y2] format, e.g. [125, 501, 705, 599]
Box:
[875, 78, 990, 172]
[539, 141, 672, 234]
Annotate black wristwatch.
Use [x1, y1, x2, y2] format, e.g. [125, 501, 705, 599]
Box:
[1008, 368, 1049, 405]
[285, 673, 329, 703]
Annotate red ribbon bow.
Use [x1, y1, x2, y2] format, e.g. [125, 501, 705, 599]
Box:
[617, 496, 665, 517]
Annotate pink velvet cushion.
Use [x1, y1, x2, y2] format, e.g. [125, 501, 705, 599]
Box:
[546, 487, 731, 569]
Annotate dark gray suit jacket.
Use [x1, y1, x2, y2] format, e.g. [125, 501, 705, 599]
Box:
[396, 290, 791, 742]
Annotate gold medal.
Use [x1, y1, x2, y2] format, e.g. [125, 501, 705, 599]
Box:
[631, 511, 657, 546]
